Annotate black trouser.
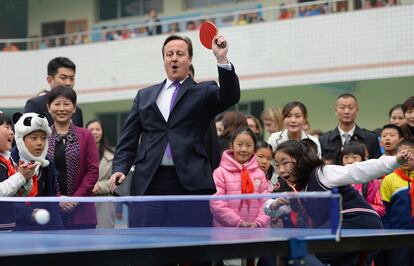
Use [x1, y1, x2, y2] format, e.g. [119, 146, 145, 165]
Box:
[129, 166, 213, 227]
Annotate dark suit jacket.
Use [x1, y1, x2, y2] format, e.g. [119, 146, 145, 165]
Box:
[113, 66, 240, 195]
[24, 93, 84, 127]
[203, 120, 221, 171]
[319, 124, 382, 163]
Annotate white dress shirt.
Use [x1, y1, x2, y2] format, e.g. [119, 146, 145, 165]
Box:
[338, 125, 356, 145]
[157, 63, 232, 166]
[157, 78, 186, 166]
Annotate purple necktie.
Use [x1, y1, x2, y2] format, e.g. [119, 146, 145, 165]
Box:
[166, 82, 180, 160]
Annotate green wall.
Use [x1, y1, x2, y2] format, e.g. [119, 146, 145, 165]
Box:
[80, 100, 133, 126]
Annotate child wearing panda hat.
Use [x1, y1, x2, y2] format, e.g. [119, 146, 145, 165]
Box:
[12, 112, 64, 230]
[13, 112, 51, 196]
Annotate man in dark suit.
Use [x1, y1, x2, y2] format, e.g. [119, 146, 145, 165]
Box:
[109, 34, 239, 227]
[24, 57, 83, 127]
[319, 93, 381, 163]
[110, 34, 239, 195]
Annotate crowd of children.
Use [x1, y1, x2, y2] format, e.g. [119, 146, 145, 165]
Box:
[209, 95, 414, 265]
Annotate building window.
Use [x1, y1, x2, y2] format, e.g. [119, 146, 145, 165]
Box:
[98, 112, 130, 147]
[99, 0, 118, 21]
[228, 100, 264, 120]
[98, 0, 163, 21]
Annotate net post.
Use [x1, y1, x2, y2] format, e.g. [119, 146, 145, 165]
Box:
[330, 188, 341, 239]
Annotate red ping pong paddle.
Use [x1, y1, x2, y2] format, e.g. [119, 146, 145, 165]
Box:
[199, 21, 227, 50]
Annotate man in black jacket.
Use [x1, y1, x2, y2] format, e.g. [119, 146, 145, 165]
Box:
[24, 57, 83, 127]
[319, 93, 381, 163]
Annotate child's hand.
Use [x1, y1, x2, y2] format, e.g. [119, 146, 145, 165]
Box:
[249, 223, 259, 228]
[396, 149, 414, 165]
[240, 221, 259, 228]
[240, 221, 253, 228]
[17, 161, 37, 181]
[270, 198, 290, 211]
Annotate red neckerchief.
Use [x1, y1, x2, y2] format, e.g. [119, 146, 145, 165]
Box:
[241, 166, 254, 194]
[0, 154, 16, 177]
[26, 174, 38, 197]
[394, 168, 414, 217]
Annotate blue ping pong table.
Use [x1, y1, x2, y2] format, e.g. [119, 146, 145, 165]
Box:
[0, 227, 413, 266]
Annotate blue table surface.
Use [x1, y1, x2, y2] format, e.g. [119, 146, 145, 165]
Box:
[0, 227, 413, 257]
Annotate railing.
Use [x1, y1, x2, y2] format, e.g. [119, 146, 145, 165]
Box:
[0, 0, 402, 52]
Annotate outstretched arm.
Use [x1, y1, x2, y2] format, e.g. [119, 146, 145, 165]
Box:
[319, 150, 413, 188]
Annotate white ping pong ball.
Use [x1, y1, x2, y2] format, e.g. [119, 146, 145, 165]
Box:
[34, 209, 50, 225]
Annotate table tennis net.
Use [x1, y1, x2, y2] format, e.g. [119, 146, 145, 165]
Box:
[0, 192, 341, 237]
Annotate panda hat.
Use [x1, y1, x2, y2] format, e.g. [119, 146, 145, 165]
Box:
[13, 112, 51, 167]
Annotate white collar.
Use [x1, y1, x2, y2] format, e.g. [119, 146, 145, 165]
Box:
[338, 124, 356, 137]
[164, 77, 188, 90]
[280, 129, 309, 140]
[0, 151, 11, 159]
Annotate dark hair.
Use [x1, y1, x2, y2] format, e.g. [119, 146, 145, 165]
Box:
[230, 127, 257, 147]
[336, 93, 357, 102]
[85, 119, 114, 159]
[148, 7, 157, 13]
[397, 139, 414, 150]
[388, 104, 403, 118]
[221, 111, 248, 139]
[246, 114, 263, 135]
[215, 113, 224, 122]
[189, 64, 195, 78]
[162, 35, 193, 58]
[47, 57, 76, 77]
[256, 141, 273, 153]
[381, 124, 404, 139]
[47, 85, 77, 105]
[402, 96, 414, 114]
[282, 101, 308, 121]
[301, 138, 318, 155]
[323, 151, 339, 165]
[0, 113, 12, 126]
[276, 140, 324, 189]
[255, 141, 274, 180]
[340, 141, 366, 165]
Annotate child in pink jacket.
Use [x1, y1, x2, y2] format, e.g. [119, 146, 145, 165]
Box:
[210, 127, 270, 228]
